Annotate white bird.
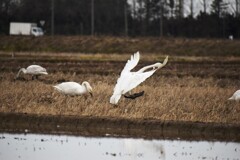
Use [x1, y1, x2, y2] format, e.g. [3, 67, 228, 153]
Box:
[16, 65, 48, 80]
[228, 90, 240, 101]
[110, 51, 168, 105]
[53, 81, 93, 97]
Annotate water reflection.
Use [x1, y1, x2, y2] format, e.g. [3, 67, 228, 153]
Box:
[0, 133, 239, 160]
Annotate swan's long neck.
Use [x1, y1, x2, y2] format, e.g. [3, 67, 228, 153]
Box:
[137, 56, 168, 73]
[16, 68, 27, 77]
[82, 82, 92, 92]
[137, 63, 159, 73]
[82, 82, 93, 96]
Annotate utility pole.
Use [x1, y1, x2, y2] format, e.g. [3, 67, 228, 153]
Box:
[91, 0, 94, 36]
[51, 0, 55, 36]
[190, 0, 193, 17]
[236, 0, 239, 16]
[203, 0, 207, 14]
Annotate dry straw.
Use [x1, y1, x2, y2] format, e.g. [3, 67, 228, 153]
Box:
[0, 72, 239, 124]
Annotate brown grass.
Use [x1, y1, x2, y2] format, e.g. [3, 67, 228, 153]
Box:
[1, 36, 240, 56]
[0, 71, 239, 124]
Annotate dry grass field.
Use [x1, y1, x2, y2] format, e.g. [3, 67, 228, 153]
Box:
[0, 51, 240, 125]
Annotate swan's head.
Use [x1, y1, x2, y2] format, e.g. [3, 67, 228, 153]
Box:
[82, 81, 93, 97]
[162, 56, 168, 66]
[154, 56, 169, 69]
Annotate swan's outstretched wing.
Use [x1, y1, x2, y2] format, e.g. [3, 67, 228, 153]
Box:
[110, 70, 156, 105]
[127, 57, 168, 91]
[125, 70, 156, 93]
[121, 51, 140, 74]
[113, 52, 140, 94]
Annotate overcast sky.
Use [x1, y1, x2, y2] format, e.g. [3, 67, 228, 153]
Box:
[183, 0, 237, 17]
[128, 0, 238, 17]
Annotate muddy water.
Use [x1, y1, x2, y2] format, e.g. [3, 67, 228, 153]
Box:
[0, 133, 239, 160]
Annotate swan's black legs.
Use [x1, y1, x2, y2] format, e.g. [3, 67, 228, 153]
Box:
[31, 75, 39, 80]
[124, 91, 144, 99]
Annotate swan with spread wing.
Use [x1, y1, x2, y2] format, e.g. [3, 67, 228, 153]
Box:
[110, 51, 168, 105]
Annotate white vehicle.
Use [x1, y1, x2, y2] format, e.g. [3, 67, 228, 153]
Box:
[9, 22, 44, 36]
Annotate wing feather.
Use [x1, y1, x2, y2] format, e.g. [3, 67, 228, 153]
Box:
[124, 70, 156, 93]
[121, 52, 140, 74]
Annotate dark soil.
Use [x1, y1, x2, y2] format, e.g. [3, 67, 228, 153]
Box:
[1, 58, 240, 80]
[0, 112, 239, 142]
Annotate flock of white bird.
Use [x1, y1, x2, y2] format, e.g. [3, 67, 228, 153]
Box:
[16, 51, 240, 104]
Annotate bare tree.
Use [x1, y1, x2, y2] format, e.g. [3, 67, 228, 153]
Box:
[236, 0, 240, 16]
[132, 0, 136, 19]
[211, 0, 228, 18]
[177, 0, 184, 18]
[229, 0, 240, 16]
[169, 0, 175, 18]
[200, 0, 207, 14]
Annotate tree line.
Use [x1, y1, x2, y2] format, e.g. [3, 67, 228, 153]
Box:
[0, 0, 240, 38]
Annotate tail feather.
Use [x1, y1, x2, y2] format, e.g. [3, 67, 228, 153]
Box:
[228, 96, 234, 100]
[53, 85, 61, 91]
[40, 71, 48, 75]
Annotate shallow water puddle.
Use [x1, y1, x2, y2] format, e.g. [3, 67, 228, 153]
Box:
[0, 133, 239, 160]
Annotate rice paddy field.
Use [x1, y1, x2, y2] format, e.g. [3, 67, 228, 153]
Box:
[0, 49, 240, 125]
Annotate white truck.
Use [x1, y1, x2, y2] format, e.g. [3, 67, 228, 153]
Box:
[9, 22, 44, 36]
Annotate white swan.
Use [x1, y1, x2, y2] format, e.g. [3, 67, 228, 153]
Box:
[110, 51, 168, 105]
[53, 81, 93, 97]
[228, 90, 240, 101]
[16, 65, 48, 80]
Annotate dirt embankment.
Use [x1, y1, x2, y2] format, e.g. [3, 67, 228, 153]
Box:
[1, 36, 240, 56]
[1, 112, 240, 142]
